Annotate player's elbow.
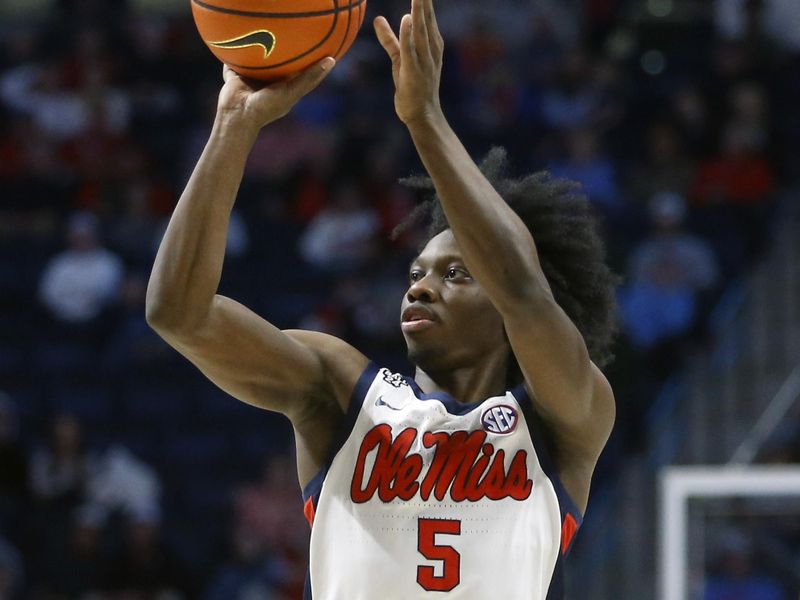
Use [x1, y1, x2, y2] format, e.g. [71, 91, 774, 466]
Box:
[145, 295, 193, 338]
[145, 299, 176, 334]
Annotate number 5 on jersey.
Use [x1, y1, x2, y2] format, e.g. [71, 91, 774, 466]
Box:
[417, 518, 462, 591]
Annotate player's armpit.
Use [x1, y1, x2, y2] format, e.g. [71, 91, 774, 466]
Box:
[152, 293, 368, 420]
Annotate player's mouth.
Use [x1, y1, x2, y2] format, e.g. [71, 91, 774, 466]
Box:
[401, 306, 437, 333]
[401, 318, 436, 333]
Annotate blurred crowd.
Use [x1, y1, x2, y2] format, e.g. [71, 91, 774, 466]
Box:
[1, 0, 799, 597]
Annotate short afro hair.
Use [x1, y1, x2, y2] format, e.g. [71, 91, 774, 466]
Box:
[395, 147, 620, 371]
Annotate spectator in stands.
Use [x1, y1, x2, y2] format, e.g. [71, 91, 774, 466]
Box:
[29, 413, 94, 510]
[287, 156, 336, 225]
[231, 454, 308, 599]
[670, 85, 714, 158]
[727, 81, 771, 153]
[627, 123, 696, 205]
[714, 0, 800, 53]
[549, 128, 623, 214]
[0, 42, 130, 144]
[618, 192, 719, 376]
[628, 192, 720, 297]
[107, 178, 164, 269]
[299, 178, 380, 273]
[360, 143, 417, 248]
[461, 64, 521, 147]
[540, 47, 598, 130]
[246, 115, 334, 182]
[234, 454, 306, 552]
[691, 123, 775, 207]
[299, 272, 409, 365]
[38, 211, 124, 345]
[540, 47, 620, 133]
[455, 19, 506, 82]
[346, 274, 409, 350]
[105, 508, 193, 599]
[0, 115, 64, 182]
[27, 414, 98, 594]
[204, 529, 289, 600]
[87, 444, 161, 522]
[516, 14, 564, 86]
[689, 122, 776, 263]
[102, 273, 176, 375]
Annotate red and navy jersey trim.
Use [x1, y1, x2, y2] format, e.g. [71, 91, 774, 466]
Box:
[302, 362, 379, 600]
[510, 383, 583, 600]
[405, 376, 488, 415]
[510, 383, 584, 533]
[301, 360, 380, 526]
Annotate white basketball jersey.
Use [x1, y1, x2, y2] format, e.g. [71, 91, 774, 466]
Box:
[301, 363, 582, 599]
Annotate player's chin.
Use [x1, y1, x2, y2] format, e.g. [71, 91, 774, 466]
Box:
[406, 342, 447, 372]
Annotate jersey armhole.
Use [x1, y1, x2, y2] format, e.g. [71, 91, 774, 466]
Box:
[301, 361, 380, 518]
[511, 382, 584, 556]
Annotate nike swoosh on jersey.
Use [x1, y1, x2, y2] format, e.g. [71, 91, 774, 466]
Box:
[375, 396, 404, 411]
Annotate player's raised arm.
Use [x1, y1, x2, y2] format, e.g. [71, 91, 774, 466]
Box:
[146, 61, 366, 421]
[374, 1, 614, 479]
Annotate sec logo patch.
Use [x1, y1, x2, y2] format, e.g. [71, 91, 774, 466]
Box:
[481, 404, 518, 435]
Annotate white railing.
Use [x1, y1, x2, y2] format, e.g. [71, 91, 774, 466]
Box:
[728, 363, 800, 465]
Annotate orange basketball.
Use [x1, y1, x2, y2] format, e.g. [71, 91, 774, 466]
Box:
[191, 0, 367, 81]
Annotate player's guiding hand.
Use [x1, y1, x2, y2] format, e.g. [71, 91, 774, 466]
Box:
[374, 0, 444, 128]
[216, 58, 335, 133]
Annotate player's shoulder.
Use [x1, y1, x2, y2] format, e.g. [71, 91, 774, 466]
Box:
[283, 329, 371, 413]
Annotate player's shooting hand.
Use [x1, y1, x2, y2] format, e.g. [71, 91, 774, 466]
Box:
[216, 58, 335, 133]
[374, 0, 444, 128]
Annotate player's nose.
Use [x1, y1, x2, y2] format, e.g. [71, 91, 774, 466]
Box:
[406, 275, 439, 304]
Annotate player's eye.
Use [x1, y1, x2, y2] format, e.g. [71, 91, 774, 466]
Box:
[445, 267, 470, 281]
[409, 270, 423, 283]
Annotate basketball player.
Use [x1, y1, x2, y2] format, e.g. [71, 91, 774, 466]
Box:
[146, 0, 618, 596]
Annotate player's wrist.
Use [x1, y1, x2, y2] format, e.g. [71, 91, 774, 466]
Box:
[404, 106, 447, 137]
[212, 110, 262, 146]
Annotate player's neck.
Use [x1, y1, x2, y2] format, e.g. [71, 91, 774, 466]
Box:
[414, 353, 509, 405]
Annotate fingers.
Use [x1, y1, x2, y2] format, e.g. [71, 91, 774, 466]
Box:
[283, 56, 336, 100]
[411, 0, 431, 64]
[399, 13, 418, 70]
[422, 0, 444, 59]
[373, 16, 401, 62]
[222, 64, 239, 83]
[376, 0, 443, 76]
[222, 64, 264, 91]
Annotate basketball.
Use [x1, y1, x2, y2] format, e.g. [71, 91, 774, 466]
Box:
[191, 0, 367, 81]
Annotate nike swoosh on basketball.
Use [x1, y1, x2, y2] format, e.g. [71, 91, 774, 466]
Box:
[209, 30, 276, 59]
[376, 396, 403, 411]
